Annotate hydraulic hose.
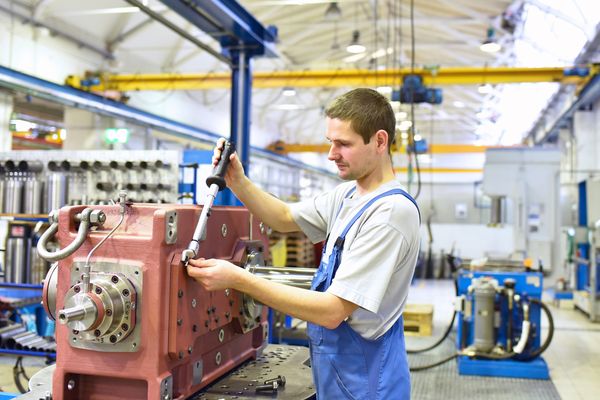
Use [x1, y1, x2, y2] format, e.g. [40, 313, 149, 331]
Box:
[407, 278, 459, 354]
[409, 353, 459, 372]
[521, 298, 554, 360]
[407, 312, 456, 354]
[465, 298, 554, 361]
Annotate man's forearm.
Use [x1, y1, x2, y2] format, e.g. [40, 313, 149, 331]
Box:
[231, 176, 299, 233]
[235, 270, 356, 330]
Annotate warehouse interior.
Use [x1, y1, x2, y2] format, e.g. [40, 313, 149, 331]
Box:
[0, 0, 599, 399]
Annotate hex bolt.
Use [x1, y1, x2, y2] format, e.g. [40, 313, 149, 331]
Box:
[72, 329, 79, 335]
[225, 312, 231, 320]
[106, 309, 113, 316]
[95, 287, 102, 295]
[205, 320, 209, 327]
[191, 299, 197, 308]
[111, 275, 119, 283]
[188, 346, 193, 354]
[122, 289, 130, 297]
[177, 319, 183, 326]
[94, 330, 101, 337]
[192, 324, 198, 332]
[73, 286, 80, 293]
[178, 289, 184, 298]
[121, 323, 129, 332]
[109, 335, 117, 343]
[178, 351, 184, 359]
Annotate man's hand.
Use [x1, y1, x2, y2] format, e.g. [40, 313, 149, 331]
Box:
[213, 137, 245, 189]
[187, 258, 247, 291]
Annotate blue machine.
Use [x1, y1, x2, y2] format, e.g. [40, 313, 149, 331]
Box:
[456, 269, 553, 379]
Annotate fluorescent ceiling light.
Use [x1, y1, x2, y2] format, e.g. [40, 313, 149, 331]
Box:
[57, 7, 141, 16]
[346, 31, 365, 54]
[272, 104, 306, 110]
[478, 84, 493, 94]
[453, 101, 465, 108]
[371, 47, 393, 59]
[282, 87, 296, 96]
[376, 86, 392, 94]
[480, 41, 501, 53]
[395, 111, 408, 120]
[343, 53, 366, 63]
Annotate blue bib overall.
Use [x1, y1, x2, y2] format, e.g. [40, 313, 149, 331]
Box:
[307, 188, 419, 399]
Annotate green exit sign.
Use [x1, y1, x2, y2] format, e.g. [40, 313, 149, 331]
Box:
[105, 128, 130, 144]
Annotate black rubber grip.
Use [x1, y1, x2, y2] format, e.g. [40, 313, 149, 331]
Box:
[206, 141, 235, 191]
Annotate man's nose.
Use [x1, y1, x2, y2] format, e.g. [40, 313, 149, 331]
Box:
[327, 145, 338, 161]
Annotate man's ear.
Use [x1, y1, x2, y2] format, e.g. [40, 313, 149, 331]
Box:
[375, 130, 389, 153]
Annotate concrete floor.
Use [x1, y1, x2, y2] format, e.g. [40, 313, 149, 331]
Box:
[1, 279, 599, 399]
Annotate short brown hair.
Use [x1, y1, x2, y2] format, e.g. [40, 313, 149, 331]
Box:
[325, 88, 395, 152]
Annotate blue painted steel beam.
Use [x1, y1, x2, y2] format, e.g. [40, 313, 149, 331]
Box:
[538, 73, 600, 144]
[0, 65, 220, 145]
[160, 0, 278, 59]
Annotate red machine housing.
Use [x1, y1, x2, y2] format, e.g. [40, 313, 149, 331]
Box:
[46, 203, 270, 400]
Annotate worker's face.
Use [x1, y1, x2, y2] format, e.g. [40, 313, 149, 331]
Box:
[326, 117, 378, 181]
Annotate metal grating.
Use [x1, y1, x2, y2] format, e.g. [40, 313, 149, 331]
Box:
[409, 339, 561, 400]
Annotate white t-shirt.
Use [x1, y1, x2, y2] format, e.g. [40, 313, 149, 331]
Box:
[289, 179, 420, 340]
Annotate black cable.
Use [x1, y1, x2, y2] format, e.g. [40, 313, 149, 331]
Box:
[408, 0, 421, 200]
[522, 298, 554, 360]
[407, 311, 456, 354]
[409, 353, 458, 372]
[466, 298, 554, 361]
[13, 357, 28, 394]
[407, 274, 459, 353]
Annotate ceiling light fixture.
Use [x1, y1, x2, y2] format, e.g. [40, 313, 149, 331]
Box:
[480, 27, 501, 53]
[324, 2, 342, 20]
[282, 87, 296, 97]
[346, 30, 365, 54]
[478, 84, 493, 94]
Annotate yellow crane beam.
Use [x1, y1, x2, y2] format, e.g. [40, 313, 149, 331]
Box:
[267, 141, 493, 154]
[66, 65, 598, 92]
[395, 167, 483, 174]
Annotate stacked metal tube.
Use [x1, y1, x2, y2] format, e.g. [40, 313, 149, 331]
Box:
[0, 323, 56, 353]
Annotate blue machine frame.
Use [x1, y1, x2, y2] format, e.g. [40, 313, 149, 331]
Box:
[456, 270, 550, 379]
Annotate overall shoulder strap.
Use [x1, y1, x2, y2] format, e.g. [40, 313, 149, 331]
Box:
[335, 188, 420, 248]
[327, 188, 420, 283]
[324, 186, 356, 247]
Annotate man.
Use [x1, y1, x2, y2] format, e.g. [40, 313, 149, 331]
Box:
[188, 88, 420, 399]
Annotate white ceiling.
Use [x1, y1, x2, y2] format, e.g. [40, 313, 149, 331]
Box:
[4, 0, 598, 154]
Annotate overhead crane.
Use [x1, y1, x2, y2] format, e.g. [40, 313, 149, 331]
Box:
[266, 141, 492, 155]
[66, 65, 598, 92]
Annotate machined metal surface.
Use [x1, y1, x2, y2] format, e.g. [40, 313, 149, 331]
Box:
[165, 209, 178, 244]
[65, 261, 143, 352]
[5, 179, 24, 213]
[7, 237, 31, 283]
[160, 375, 173, 400]
[190, 345, 314, 400]
[46, 173, 68, 212]
[24, 179, 44, 214]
